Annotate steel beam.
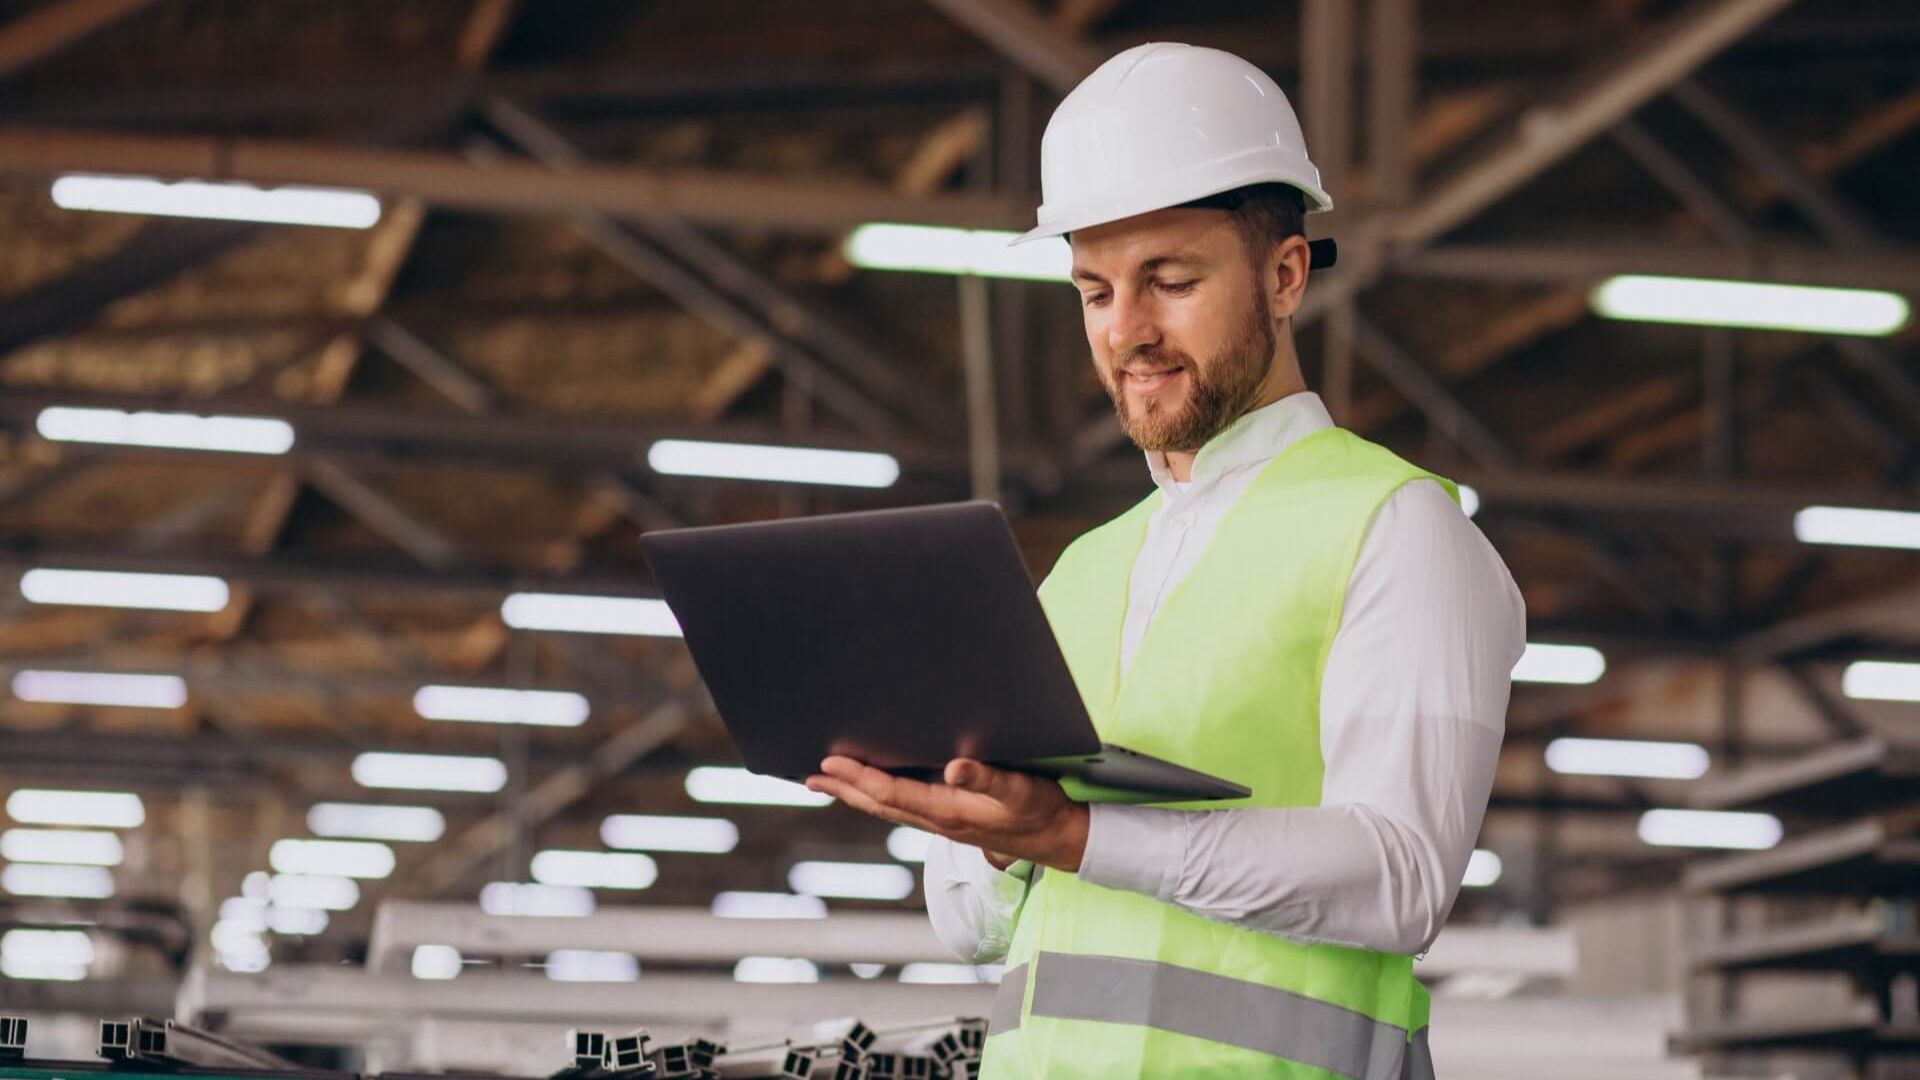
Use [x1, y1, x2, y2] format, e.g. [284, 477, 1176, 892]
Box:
[0, 0, 161, 78]
[181, 964, 993, 1035]
[1301, 0, 1801, 320]
[0, 542, 660, 598]
[1733, 578, 1920, 662]
[0, 388, 967, 475]
[1365, 0, 1418, 210]
[917, 0, 1102, 96]
[1381, 0, 1799, 252]
[1778, 663, 1870, 739]
[482, 99, 948, 435]
[301, 457, 462, 570]
[1609, 119, 1755, 246]
[0, 652, 645, 705]
[0, 219, 259, 358]
[367, 903, 953, 971]
[0, 125, 1031, 235]
[1393, 239, 1920, 293]
[366, 316, 499, 415]
[1671, 78, 1878, 247]
[406, 695, 692, 897]
[1350, 315, 1517, 468]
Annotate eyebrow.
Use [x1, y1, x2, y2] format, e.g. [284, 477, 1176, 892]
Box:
[1070, 254, 1208, 285]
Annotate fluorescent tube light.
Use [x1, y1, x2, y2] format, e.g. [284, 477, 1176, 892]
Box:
[216, 942, 269, 973]
[1637, 809, 1781, 850]
[788, 861, 915, 900]
[411, 944, 462, 981]
[898, 962, 1003, 985]
[211, 920, 265, 956]
[733, 956, 819, 984]
[1461, 849, 1502, 888]
[269, 838, 395, 879]
[306, 803, 444, 843]
[0, 828, 124, 866]
[52, 174, 381, 229]
[501, 593, 682, 637]
[1591, 275, 1909, 337]
[647, 440, 900, 489]
[12, 670, 187, 709]
[887, 826, 934, 863]
[1, 930, 94, 981]
[600, 815, 738, 854]
[530, 850, 658, 890]
[36, 406, 294, 455]
[2, 864, 114, 899]
[1545, 737, 1710, 780]
[1, 958, 88, 981]
[479, 881, 596, 918]
[20, 568, 229, 612]
[843, 223, 1070, 282]
[265, 906, 328, 936]
[242, 871, 270, 900]
[1794, 506, 1920, 550]
[711, 892, 827, 920]
[1842, 660, 1920, 702]
[5, 789, 144, 828]
[2, 928, 94, 966]
[1457, 483, 1481, 518]
[220, 897, 267, 930]
[1511, 643, 1606, 685]
[351, 752, 507, 793]
[267, 873, 359, 911]
[412, 685, 590, 727]
[685, 767, 831, 807]
[545, 949, 640, 983]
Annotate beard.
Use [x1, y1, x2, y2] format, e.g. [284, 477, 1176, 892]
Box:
[1100, 291, 1276, 453]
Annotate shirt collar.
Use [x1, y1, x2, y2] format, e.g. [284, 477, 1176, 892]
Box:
[1144, 391, 1335, 496]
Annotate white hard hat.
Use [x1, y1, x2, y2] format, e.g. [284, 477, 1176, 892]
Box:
[1012, 42, 1333, 247]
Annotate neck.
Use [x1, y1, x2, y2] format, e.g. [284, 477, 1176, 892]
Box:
[1162, 348, 1307, 483]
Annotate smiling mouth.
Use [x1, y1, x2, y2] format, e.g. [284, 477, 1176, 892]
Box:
[1122, 366, 1184, 393]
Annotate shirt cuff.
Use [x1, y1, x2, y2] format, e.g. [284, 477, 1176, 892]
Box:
[1076, 804, 1186, 902]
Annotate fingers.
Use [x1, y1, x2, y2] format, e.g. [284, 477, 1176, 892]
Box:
[945, 758, 1022, 802]
[805, 774, 942, 834]
[818, 756, 947, 818]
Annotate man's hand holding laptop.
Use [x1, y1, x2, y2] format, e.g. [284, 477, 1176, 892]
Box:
[806, 755, 1090, 872]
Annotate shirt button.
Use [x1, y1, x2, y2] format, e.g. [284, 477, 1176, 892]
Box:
[1171, 516, 1191, 530]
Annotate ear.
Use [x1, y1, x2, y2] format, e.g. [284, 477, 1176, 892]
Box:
[1265, 235, 1312, 320]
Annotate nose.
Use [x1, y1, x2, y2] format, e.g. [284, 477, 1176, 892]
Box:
[1105, 289, 1161, 355]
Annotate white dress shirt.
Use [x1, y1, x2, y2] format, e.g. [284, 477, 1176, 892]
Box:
[924, 392, 1525, 960]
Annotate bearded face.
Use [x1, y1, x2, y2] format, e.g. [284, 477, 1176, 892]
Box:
[1098, 284, 1276, 453]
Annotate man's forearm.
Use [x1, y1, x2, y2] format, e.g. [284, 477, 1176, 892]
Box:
[1076, 801, 1460, 955]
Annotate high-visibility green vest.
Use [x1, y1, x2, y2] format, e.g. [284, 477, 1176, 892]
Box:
[981, 426, 1453, 1080]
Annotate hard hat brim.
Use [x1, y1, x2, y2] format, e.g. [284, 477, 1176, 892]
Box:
[1009, 171, 1333, 248]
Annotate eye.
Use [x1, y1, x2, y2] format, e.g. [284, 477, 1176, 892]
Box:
[1156, 279, 1197, 296]
[1081, 291, 1110, 308]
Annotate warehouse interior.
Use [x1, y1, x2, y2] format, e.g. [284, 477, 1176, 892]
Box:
[0, 0, 1917, 1077]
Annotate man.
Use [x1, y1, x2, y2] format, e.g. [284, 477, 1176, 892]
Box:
[806, 42, 1523, 1079]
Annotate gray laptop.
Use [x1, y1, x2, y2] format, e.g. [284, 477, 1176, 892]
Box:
[639, 501, 1250, 802]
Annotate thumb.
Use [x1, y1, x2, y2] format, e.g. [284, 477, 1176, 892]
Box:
[944, 758, 993, 792]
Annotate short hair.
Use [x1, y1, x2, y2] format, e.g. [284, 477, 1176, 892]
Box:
[1061, 183, 1307, 265]
[1177, 182, 1308, 268]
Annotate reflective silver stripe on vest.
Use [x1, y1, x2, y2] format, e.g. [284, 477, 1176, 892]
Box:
[988, 963, 1029, 1036]
[1403, 1027, 1433, 1080]
[1027, 952, 1416, 1080]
